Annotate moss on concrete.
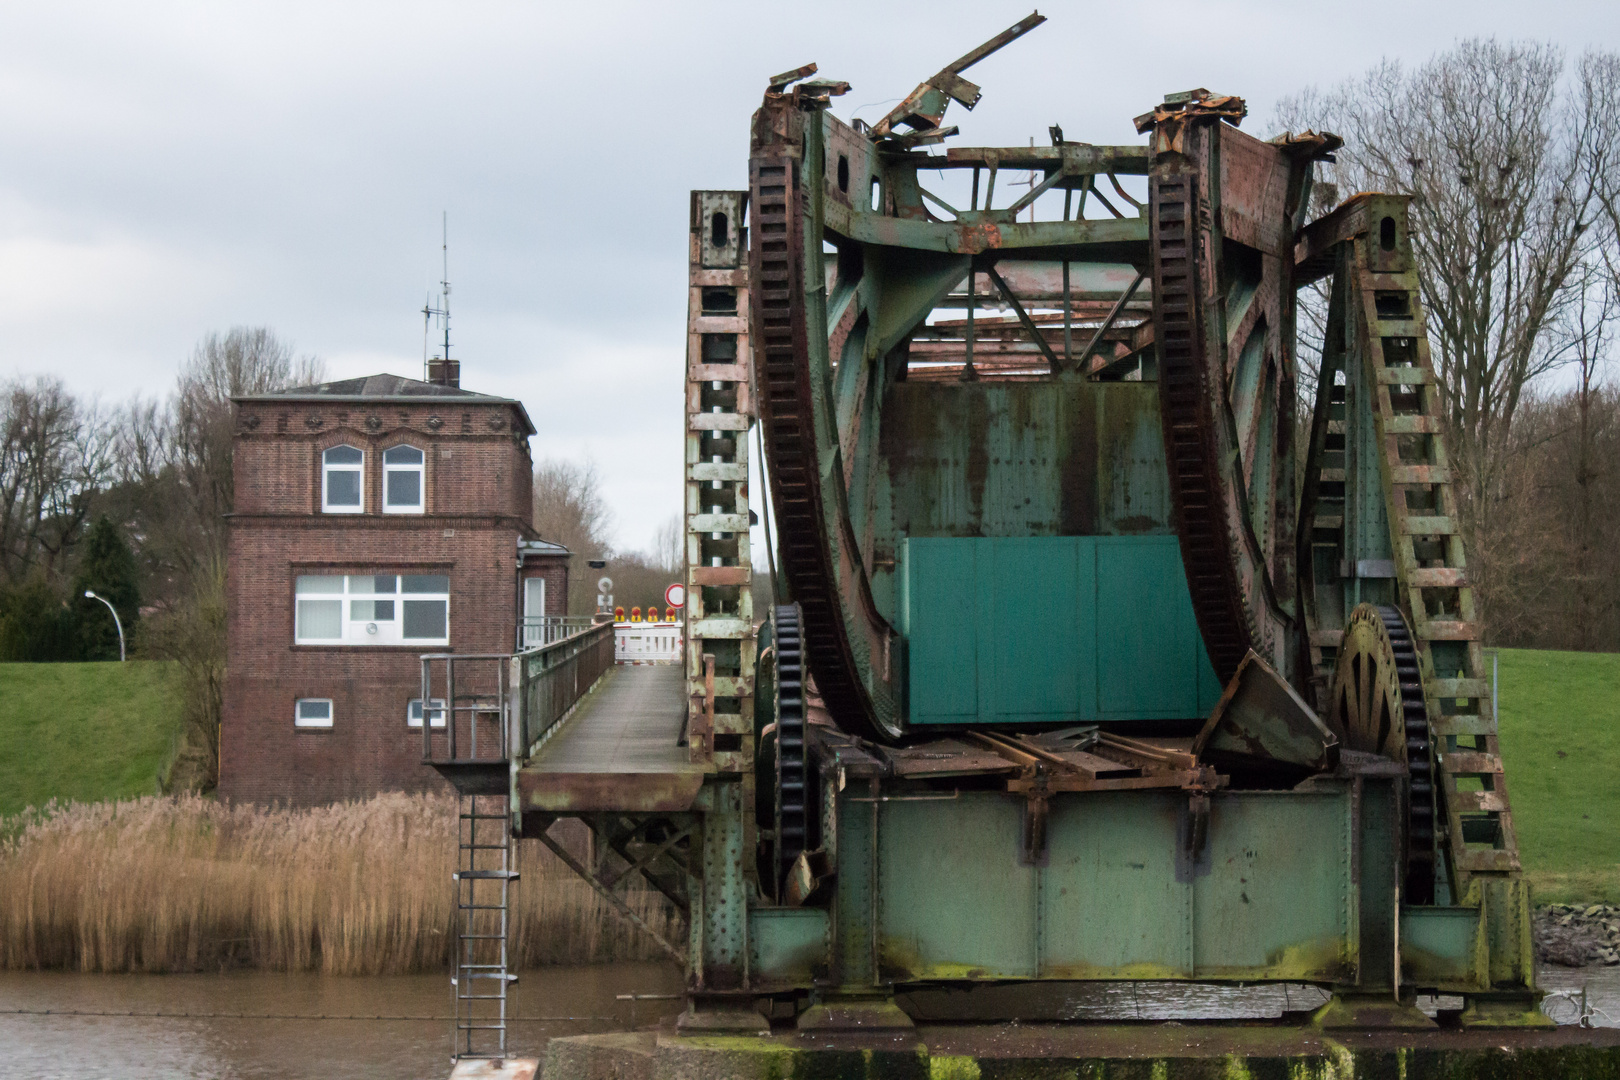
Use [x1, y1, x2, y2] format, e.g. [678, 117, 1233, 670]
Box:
[543, 1027, 1620, 1080]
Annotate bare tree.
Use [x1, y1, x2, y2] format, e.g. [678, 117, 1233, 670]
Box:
[0, 378, 114, 584]
[167, 328, 324, 586]
[649, 513, 683, 577]
[1276, 41, 1612, 524]
[1559, 266, 1615, 649]
[532, 457, 615, 614]
[136, 327, 321, 789]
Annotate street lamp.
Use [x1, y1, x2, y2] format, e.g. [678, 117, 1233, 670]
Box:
[83, 590, 126, 662]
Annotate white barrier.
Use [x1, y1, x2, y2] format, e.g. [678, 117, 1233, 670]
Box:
[615, 621, 683, 664]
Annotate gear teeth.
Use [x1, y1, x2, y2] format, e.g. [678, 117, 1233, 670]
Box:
[773, 604, 812, 893]
[1331, 604, 1436, 906]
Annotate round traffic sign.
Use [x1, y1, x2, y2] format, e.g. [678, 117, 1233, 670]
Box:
[665, 583, 686, 608]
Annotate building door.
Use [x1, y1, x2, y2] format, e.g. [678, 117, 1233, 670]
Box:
[523, 578, 546, 647]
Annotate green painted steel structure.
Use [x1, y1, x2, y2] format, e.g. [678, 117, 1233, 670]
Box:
[492, 15, 1548, 1049]
[900, 537, 1222, 724]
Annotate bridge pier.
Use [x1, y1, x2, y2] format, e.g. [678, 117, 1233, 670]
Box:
[540, 1024, 1620, 1080]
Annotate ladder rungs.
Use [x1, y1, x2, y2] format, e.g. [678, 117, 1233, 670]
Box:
[1456, 848, 1519, 872]
[1428, 678, 1488, 698]
[1408, 567, 1467, 588]
[454, 870, 520, 880]
[1384, 415, 1440, 434]
[1432, 715, 1495, 737]
[1390, 465, 1450, 484]
[1442, 751, 1503, 775]
[1416, 620, 1477, 641]
[1377, 366, 1434, 385]
[1448, 789, 1508, 813]
[458, 933, 510, 940]
[1374, 319, 1422, 337]
[1401, 515, 1457, 535]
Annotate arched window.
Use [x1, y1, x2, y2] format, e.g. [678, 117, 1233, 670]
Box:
[383, 444, 425, 513]
[322, 445, 363, 513]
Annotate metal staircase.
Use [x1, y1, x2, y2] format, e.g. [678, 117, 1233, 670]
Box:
[1353, 238, 1521, 900]
[452, 792, 518, 1060]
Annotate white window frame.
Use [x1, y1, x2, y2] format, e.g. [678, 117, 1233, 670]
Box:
[322, 445, 365, 513]
[406, 698, 448, 729]
[294, 698, 333, 728]
[382, 444, 425, 514]
[294, 573, 450, 646]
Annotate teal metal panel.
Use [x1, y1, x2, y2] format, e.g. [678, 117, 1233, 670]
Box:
[1095, 536, 1219, 719]
[1041, 792, 1191, 977]
[903, 539, 979, 720]
[878, 795, 1038, 979]
[904, 535, 1218, 725]
[1400, 907, 1485, 990]
[1191, 793, 1354, 980]
[1197, 642, 1223, 714]
[750, 907, 829, 986]
[983, 537, 1084, 721]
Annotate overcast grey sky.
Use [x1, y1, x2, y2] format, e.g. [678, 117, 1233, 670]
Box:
[3, 0, 1617, 552]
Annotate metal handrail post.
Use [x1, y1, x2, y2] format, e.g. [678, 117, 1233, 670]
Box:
[447, 656, 457, 761]
[421, 656, 431, 760]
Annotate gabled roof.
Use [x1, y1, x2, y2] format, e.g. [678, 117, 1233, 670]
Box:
[234, 373, 536, 435]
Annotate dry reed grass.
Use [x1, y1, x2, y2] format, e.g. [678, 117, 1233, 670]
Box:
[0, 793, 681, 974]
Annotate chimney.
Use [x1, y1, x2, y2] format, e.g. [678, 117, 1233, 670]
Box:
[427, 357, 461, 388]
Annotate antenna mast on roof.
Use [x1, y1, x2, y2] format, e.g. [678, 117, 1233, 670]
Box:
[421, 212, 458, 386]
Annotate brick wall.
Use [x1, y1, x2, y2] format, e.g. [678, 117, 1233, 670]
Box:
[220, 395, 561, 806]
[519, 560, 570, 618]
[233, 400, 533, 521]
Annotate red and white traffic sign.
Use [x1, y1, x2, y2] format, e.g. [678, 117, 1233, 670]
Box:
[665, 583, 686, 608]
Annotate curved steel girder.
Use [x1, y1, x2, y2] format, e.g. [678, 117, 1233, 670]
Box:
[754, 91, 1207, 739]
[750, 92, 902, 741]
[1147, 115, 1308, 686]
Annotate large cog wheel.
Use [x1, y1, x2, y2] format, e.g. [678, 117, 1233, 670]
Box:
[1328, 603, 1436, 905]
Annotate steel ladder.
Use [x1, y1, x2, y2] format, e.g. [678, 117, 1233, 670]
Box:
[452, 792, 518, 1060]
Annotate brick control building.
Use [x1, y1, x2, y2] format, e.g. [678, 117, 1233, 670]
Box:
[219, 373, 568, 805]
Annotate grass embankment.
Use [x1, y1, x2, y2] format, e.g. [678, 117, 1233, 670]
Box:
[1495, 648, 1620, 905]
[0, 793, 678, 973]
[0, 661, 184, 818]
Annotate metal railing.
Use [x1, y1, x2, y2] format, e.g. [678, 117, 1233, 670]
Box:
[421, 619, 608, 766]
[517, 615, 596, 652]
[419, 653, 517, 764]
[515, 621, 615, 756]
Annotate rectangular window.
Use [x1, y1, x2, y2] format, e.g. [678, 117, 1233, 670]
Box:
[406, 698, 447, 728]
[322, 445, 364, 513]
[295, 698, 333, 728]
[294, 573, 449, 645]
[383, 445, 425, 513]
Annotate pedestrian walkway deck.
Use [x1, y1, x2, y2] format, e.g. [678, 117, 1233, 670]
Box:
[515, 664, 704, 816]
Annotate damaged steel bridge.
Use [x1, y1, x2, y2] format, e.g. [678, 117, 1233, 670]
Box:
[428, 13, 1620, 1078]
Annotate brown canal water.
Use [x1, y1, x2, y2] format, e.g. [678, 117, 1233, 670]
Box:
[0, 962, 1612, 1078]
[0, 962, 684, 1080]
